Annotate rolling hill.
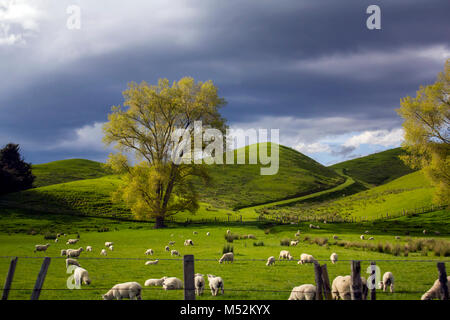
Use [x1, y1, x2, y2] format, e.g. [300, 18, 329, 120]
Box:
[330, 148, 415, 187]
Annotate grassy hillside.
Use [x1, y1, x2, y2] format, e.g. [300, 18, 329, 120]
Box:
[0, 143, 344, 219]
[330, 148, 415, 186]
[32, 159, 111, 187]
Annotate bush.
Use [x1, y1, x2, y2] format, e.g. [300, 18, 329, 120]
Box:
[222, 244, 234, 254]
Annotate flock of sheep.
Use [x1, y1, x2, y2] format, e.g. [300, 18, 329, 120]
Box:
[32, 229, 447, 300]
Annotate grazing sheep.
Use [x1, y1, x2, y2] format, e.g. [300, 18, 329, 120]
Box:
[171, 250, 180, 256]
[421, 276, 450, 300]
[332, 275, 368, 300]
[168, 241, 175, 246]
[333, 235, 339, 240]
[100, 249, 107, 256]
[288, 284, 317, 300]
[184, 239, 194, 246]
[295, 230, 301, 237]
[86, 246, 92, 252]
[279, 250, 293, 261]
[207, 274, 224, 296]
[290, 240, 299, 246]
[299, 253, 316, 264]
[109, 245, 114, 251]
[193, 231, 198, 235]
[247, 234, 256, 239]
[34, 244, 50, 253]
[206, 232, 210, 236]
[364, 230, 369, 234]
[330, 252, 338, 264]
[423, 230, 427, 234]
[144, 277, 167, 287]
[360, 235, 365, 240]
[66, 239, 79, 245]
[226, 230, 231, 235]
[65, 258, 80, 269]
[102, 282, 142, 300]
[145, 249, 154, 255]
[266, 256, 275, 266]
[74, 267, 91, 286]
[378, 272, 395, 293]
[162, 277, 183, 290]
[165, 246, 170, 252]
[55, 238, 59, 243]
[61, 249, 67, 256]
[145, 260, 159, 265]
[66, 247, 83, 258]
[219, 252, 234, 264]
[105, 242, 114, 247]
[395, 236, 400, 240]
[368, 237, 374, 240]
[195, 273, 205, 296]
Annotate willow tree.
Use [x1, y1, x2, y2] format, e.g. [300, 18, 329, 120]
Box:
[397, 59, 449, 204]
[103, 77, 226, 228]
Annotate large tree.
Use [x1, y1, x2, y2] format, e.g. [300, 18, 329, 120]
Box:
[0, 143, 35, 195]
[103, 77, 226, 227]
[397, 59, 449, 204]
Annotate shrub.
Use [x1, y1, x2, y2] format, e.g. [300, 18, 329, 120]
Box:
[222, 244, 234, 254]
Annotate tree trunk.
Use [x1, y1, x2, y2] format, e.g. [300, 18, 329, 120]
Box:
[154, 216, 166, 229]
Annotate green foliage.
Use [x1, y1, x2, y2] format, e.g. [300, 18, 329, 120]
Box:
[0, 143, 35, 195]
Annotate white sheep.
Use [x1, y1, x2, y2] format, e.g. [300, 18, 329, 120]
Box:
[109, 245, 114, 251]
[74, 267, 91, 286]
[207, 274, 224, 296]
[184, 239, 194, 246]
[421, 276, 450, 300]
[333, 235, 339, 240]
[145, 260, 159, 265]
[171, 250, 180, 256]
[395, 236, 400, 240]
[360, 235, 365, 240]
[86, 246, 92, 252]
[332, 275, 368, 300]
[195, 273, 205, 296]
[193, 231, 198, 235]
[368, 237, 374, 240]
[423, 229, 427, 234]
[364, 230, 369, 234]
[162, 277, 183, 290]
[65, 258, 80, 269]
[226, 230, 231, 235]
[66, 247, 83, 258]
[299, 253, 316, 264]
[295, 230, 301, 237]
[165, 246, 170, 252]
[290, 240, 299, 246]
[247, 234, 256, 239]
[266, 256, 275, 266]
[279, 250, 293, 261]
[34, 244, 50, 253]
[378, 272, 394, 293]
[288, 284, 316, 300]
[145, 249, 154, 255]
[61, 249, 67, 256]
[168, 241, 175, 246]
[55, 238, 59, 243]
[105, 242, 114, 247]
[219, 252, 234, 264]
[144, 277, 167, 287]
[66, 239, 79, 245]
[330, 252, 338, 264]
[206, 232, 210, 236]
[100, 249, 107, 256]
[102, 282, 142, 300]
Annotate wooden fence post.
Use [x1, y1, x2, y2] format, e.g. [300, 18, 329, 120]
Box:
[350, 260, 362, 300]
[370, 261, 376, 300]
[30, 257, 51, 300]
[183, 255, 195, 300]
[313, 262, 323, 300]
[320, 264, 332, 300]
[437, 262, 449, 300]
[2, 257, 18, 300]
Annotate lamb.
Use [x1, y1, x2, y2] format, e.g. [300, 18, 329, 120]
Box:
[109, 245, 114, 251]
[162, 277, 183, 290]
[330, 252, 338, 264]
[219, 252, 234, 264]
[105, 242, 114, 247]
[65, 258, 80, 269]
[266, 256, 275, 266]
[66, 239, 79, 245]
[34, 244, 50, 253]
[360, 235, 365, 240]
[290, 240, 299, 246]
[206, 232, 210, 236]
[145, 249, 154, 255]
[279, 250, 293, 261]
[184, 239, 194, 246]
[73, 267, 91, 286]
[144, 277, 167, 287]
[86, 246, 92, 252]
[331, 275, 368, 300]
[102, 282, 142, 300]
[421, 276, 450, 300]
[195, 273, 205, 296]
[145, 260, 159, 265]
[378, 272, 394, 293]
[288, 284, 316, 300]
[171, 250, 180, 256]
[66, 247, 83, 258]
[298, 253, 316, 264]
[207, 274, 224, 296]
[165, 246, 170, 252]
[100, 249, 107, 256]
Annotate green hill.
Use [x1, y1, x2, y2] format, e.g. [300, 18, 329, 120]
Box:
[32, 159, 111, 187]
[330, 148, 415, 186]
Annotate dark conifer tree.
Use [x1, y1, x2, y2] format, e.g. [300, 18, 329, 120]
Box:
[0, 143, 35, 195]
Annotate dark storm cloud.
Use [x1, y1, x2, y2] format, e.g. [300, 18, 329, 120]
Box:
[0, 0, 449, 163]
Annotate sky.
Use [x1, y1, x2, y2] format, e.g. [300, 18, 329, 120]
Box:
[1, 0, 449, 165]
